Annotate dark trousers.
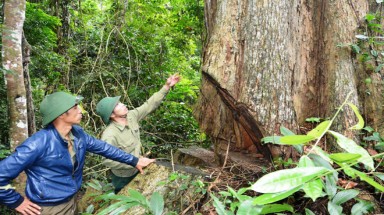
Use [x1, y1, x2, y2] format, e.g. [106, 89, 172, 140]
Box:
[110, 171, 138, 194]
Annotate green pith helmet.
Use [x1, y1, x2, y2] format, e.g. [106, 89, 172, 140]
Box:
[40, 92, 84, 126]
[96, 96, 121, 124]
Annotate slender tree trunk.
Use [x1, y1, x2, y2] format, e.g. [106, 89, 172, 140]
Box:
[2, 0, 27, 193]
[22, 32, 35, 136]
[195, 0, 373, 160]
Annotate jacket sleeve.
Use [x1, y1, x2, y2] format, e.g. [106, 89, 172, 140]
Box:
[133, 86, 169, 121]
[0, 138, 42, 208]
[85, 132, 139, 167]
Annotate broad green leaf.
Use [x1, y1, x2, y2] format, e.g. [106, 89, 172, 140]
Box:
[210, 194, 233, 215]
[280, 126, 303, 153]
[280, 126, 295, 135]
[86, 205, 94, 214]
[299, 155, 315, 167]
[303, 178, 324, 201]
[375, 142, 384, 151]
[363, 132, 381, 141]
[253, 186, 301, 205]
[373, 172, 384, 181]
[237, 187, 251, 195]
[97, 201, 135, 215]
[236, 200, 262, 215]
[86, 180, 102, 191]
[261, 136, 281, 144]
[259, 203, 294, 214]
[332, 189, 359, 205]
[328, 131, 374, 170]
[329, 153, 361, 163]
[325, 173, 338, 197]
[362, 126, 374, 133]
[280, 135, 316, 145]
[299, 155, 323, 201]
[109, 204, 136, 215]
[310, 147, 333, 164]
[150, 192, 164, 215]
[308, 154, 336, 177]
[328, 201, 343, 215]
[128, 189, 148, 205]
[348, 103, 364, 130]
[307, 120, 331, 138]
[338, 162, 357, 178]
[251, 167, 328, 193]
[351, 200, 374, 215]
[305, 208, 316, 215]
[353, 169, 384, 192]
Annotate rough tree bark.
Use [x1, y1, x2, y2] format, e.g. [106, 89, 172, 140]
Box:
[2, 0, 28, 192]
[195, 0, 374, 159]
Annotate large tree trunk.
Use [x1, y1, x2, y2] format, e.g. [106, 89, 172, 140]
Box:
[2, 0, 27, 151]
[2, 0, 27, 193]
[195, 0, 373, 160]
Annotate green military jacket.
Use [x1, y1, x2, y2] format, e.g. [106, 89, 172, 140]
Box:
[101, 86, 169, 177]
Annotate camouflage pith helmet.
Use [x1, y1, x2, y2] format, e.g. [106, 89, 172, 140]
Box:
[40, 92, 83, 126]
[96, 96, 121, 124]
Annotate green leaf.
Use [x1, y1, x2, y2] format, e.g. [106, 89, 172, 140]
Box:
[351, 200, 374, 215]
[363, 132, 382, 141]
[363, 126, 374, 133]
[325, 173, 338, 197]
[279, 135, 316, 145]
[251, 167, 328, 193]
[328, 131, 374, 170]
[329, 153, 361, 163]
[280, 126, 303, 153]
[303, 178, 324, 202]
[307, 120, 331, 138]
[86, 180, 102, 191]
[305, 208, 316, 215]
[375, 142, 384, 150]
[365, 13, 375, 21]
[150, 192, 164, 215]
[328, 201, 343, 215]
[128, 189, 148, 206]
[310, 146, 333, 164]
[236, 200, 262, 215]
[298, 155, 315, 167]
[261, 136, 281, 144]
[353, 169, 384, 192]
[86, 205, 94, 214]
[375, 64, 384, 73]
[210, 193, 233, 215]
[280, 126, 295, 135]
[372, 172, 384, 181]
[299, 157, 323, 201]
[332, 189, 359, 205]
[348, 103, 364, 130]
[253, 186, 301, 205]
[97, 201, 135, 215]
[259, 204, 294, 214]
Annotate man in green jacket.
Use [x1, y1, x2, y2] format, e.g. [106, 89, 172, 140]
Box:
[96, 74, 180, 193]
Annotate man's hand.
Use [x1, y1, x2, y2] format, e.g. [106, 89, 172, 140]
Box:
[16, 198, 41, 215]
[164, 74, 181, 90]
[136, 157, 156, 174]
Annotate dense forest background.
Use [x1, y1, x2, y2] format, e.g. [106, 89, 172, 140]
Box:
[0, 0, 205, 158]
